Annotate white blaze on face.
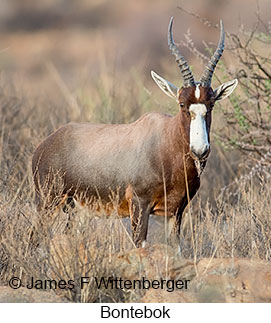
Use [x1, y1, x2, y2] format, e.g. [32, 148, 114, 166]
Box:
[189, 103, 209, 158]
[195, 84, 200, 99]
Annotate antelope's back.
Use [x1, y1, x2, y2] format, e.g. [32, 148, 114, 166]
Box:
[32, 113, 172, 201]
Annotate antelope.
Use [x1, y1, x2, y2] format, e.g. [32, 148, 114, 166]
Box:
[32, 17, 238, 247]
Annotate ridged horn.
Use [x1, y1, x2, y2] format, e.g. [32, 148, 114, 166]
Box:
[168, 17, 195, 88]
[200, 20, 225, 87]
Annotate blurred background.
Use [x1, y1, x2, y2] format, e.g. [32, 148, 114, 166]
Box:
[0, 0, 269, 93]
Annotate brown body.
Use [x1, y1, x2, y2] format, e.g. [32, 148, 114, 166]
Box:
[32, 96, 202, 245]
[32, 17, 238, 247]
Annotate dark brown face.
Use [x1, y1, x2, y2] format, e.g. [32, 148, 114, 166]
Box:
[178, 84, 215, 160]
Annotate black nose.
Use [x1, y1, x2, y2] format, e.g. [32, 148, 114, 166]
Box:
[191, 146, 210, 160]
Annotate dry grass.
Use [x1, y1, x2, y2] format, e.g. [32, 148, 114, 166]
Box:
[0, 1, 270, 302]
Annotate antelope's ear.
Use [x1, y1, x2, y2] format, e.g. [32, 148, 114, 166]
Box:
[151, 70, 178, 100]
[213, 79, 238, 101]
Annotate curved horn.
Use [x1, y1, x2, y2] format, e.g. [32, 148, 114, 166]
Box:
[168, 17, 195, 87]
[200, 20, 225, 87]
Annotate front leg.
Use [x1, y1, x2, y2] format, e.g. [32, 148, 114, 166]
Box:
[129, 196, 151, 248]
[169, 201, 187, 248]
[171, 181, 200, 248]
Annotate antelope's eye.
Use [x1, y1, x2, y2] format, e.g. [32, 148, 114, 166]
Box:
[180, 102, 185, 108]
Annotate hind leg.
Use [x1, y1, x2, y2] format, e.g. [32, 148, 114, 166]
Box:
[62, 196, 75, 213]
[62, 196, 76, 232]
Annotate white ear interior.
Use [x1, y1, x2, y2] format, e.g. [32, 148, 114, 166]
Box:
[151, 70, 178, 100]
[214, 79, 238, 101]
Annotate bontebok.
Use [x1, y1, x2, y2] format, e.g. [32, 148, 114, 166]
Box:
[32, 17, 238, 247]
